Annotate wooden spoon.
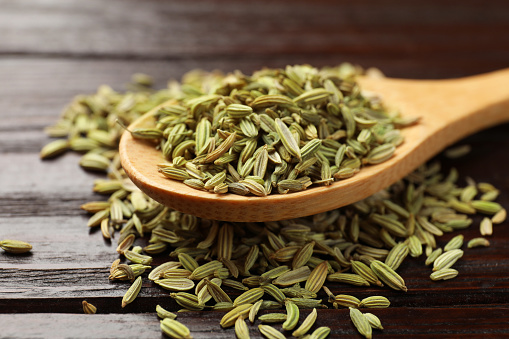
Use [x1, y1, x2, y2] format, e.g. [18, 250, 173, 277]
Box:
[119, 68, 509, 222]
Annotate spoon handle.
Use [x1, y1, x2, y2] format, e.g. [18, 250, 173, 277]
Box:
[438, 68, 509, 136]
[359, 68, 509, 150]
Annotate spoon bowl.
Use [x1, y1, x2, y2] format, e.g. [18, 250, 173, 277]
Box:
[119, 69, 509, 222]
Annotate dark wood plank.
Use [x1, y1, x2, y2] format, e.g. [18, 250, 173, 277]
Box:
[3, 0, 509, 57]
[1, 259, 508, 313]
[1, 0, 509, 78]
[0, 314, 162, 339]
[0, 307, 508, 338]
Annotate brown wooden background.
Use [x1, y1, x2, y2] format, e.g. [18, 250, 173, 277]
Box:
[1, 0, 509, 338]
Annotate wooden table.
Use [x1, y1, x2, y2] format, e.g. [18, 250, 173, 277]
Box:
[1, 1, 509, 337]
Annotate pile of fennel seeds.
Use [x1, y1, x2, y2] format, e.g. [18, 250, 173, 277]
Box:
[40, 65, 505, 339]
[124, 64, 417, 196]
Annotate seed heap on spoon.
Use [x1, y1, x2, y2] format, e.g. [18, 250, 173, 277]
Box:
[121, 65, 417, 197]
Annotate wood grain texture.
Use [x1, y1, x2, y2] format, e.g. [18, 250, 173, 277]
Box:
[1, 0, 509, 78]
[2, 0, 509, 337]
[0, 307, 508, 338]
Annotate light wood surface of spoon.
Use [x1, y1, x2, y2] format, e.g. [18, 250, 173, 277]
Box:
[119, 68, 509, 222]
